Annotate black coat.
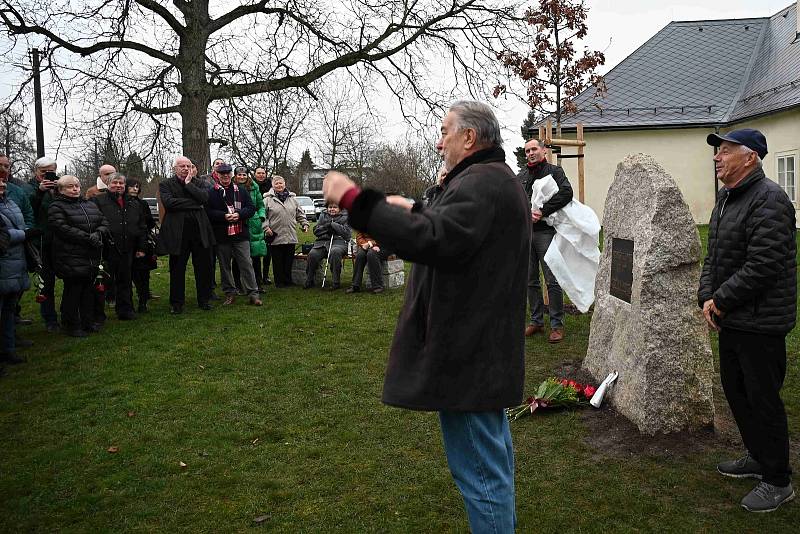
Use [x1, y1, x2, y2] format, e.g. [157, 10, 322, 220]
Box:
[157, 176, 215, 255]
[516, 160, 573, 232]
[312, 211, 351, 250]
[205, 181, 256, 243]
[93, 191, 148, 254]
[47, 194, 109, 279]
[698, 168, 797, 335]
[348, 147, 530, 411]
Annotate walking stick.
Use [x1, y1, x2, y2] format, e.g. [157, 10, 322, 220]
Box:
[321, 234, 335, 288]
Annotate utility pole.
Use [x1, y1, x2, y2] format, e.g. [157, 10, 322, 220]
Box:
[29, 48, 45, 157]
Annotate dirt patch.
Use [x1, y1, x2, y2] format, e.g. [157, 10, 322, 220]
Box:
[551, 360, 742, 460]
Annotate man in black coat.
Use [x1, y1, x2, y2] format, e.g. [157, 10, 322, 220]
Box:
[157, 156, 216, 313]
[516, 138, 573, 343]
[93, 173, 148, 320]
[205, 164, 261, 306]
[323, 100, 529, 533]
[700, 128, 797, 513]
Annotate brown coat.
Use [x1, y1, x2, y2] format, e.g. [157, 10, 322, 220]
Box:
[347, 147, 530, 412]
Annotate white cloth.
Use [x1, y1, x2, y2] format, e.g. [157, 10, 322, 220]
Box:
[531, 175, 600, 313]
[96, 176, 108, 190]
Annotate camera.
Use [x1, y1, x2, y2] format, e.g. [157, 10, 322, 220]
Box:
[44, 171, 58, 187]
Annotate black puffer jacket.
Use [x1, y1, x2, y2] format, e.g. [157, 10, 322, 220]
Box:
[698, 168, 797, 335]
[516, 160, 573, 232]
[48, 194, 109, 279]
[93, 191, 148, 253]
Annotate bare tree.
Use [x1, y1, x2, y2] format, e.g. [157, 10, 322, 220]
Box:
[1, 0, 523, 171]
[211, 88, 311, 173]
[366, 136, 439, 197]
[0, 107, 36, 179]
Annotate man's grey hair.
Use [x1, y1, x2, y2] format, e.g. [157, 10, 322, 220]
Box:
[737, 144, 763, 168]
[34, 156, 57, 170]
[448, 100, 503, 149]
[109, 172, 127, 182]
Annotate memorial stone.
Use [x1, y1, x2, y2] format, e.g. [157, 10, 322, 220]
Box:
[584, 154, 714, 435]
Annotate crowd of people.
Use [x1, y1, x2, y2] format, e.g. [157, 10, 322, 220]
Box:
[0, 98, 795, 524]
[0, 152, 392, 374]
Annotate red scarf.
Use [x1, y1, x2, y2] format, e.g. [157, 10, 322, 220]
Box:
[215, 182, 243, 236]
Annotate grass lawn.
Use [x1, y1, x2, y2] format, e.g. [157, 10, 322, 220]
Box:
[1, 225, 798, 532]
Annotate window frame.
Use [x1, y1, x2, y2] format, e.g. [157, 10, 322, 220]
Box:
[776, 151, 797, 205]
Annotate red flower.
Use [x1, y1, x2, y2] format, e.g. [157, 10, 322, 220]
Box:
[567, 380, 578, 390]
[95, 284, 106, 292]
[583, 385, 597, 398]
[560, 379, 569, 386]
[35, 294, 47, 303]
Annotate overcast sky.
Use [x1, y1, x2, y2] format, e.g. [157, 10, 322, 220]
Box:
[2, 0, 794, 173]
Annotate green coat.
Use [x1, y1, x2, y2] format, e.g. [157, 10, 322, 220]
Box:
[247, 185, 267, 257]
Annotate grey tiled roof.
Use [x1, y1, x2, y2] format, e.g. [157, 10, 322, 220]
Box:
[545, 3, 800, 130]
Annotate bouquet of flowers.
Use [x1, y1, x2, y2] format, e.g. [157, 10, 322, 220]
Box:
[505, 377, 597, 421]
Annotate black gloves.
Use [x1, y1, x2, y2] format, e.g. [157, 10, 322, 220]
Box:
[88, 232, 103, 248]
[24, 228, 43, 240]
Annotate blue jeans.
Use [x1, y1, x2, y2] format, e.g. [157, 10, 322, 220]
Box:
[439, 411, 516, 534]
[528, 227, 563, 328]
[0, 292, 17, 355]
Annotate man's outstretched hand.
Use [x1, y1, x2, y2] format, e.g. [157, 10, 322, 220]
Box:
[323, 171, 356, 205]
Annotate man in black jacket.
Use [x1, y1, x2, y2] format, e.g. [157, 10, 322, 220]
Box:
[93, 173, 148, 321]
[701, 128, 796, 513]
[323, 100, 529, 533]
[157, 156, 216, 313]
[517, 139, 573, 343]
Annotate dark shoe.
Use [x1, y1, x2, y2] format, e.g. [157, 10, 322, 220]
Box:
[223, 295, 235, 305]
[199, 303, 213, 311]
[303, 280, 314, 289]
[170, 305, 184, 315]
[345, 286, 360, 294]
[548, 328, 565, 344]
[118, 312, 137, 321]
[249, 296, 263, 306]
[15, 317, 33, 326]
[741, 482, 794, 512]
[264, 278, 273, 285]
[209, 292, 221, 301]
[331, 283, 341, 290]
[1, 353, 26, 364]
[371, 287, 385, 294]
[65, 329, 89, 338]
[45, 323, 60, 333]
[137, 303, 148, 313]
[718, 453, 762, 479]
[525, 324, 545, 336]
[236, 288, 247, 296]
[86, 323, 102, 333]
[15, 338, 34, 348]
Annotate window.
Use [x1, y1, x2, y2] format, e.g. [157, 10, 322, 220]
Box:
[777, 153, 796, 204]
[308, 176, 324, 191]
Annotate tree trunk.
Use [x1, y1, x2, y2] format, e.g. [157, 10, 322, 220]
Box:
[180, 94, 211, 173]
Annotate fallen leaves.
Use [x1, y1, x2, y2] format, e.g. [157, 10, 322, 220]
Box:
[179, 461, 187, 468]
[107, 446, 119, 453]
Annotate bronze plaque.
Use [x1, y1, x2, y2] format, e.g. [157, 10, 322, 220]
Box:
[610, 238, 633, 303]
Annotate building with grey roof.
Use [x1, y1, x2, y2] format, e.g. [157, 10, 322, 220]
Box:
[536, 2, 799, 223]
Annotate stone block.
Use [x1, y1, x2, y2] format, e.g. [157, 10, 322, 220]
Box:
[583, 154, 714, 435]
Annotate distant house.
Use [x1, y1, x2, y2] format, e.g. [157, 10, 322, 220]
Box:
[540, 2, 799, 224]
[299, 169, 327, 198]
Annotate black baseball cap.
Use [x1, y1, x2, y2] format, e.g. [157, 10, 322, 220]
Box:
[706, 128, 768, 159]
[217, 163, 233, 173]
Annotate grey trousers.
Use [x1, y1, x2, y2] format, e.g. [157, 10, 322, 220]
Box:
[217, 240, 259, 298]
[528, 227, 563, 328]
[352, 247, 390, 289]
[307, 243, 347, 286]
